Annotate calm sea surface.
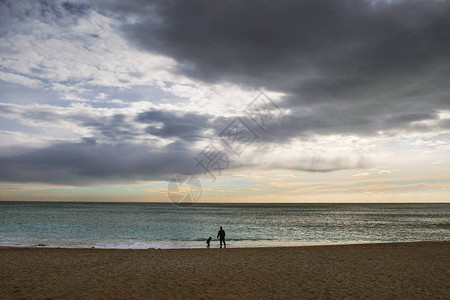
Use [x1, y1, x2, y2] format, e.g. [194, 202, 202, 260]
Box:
[0, 202, 448, 249]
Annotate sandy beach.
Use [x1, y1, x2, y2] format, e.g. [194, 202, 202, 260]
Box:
[1, 242, 449, 299]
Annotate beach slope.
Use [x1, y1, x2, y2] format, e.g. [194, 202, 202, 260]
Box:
[1, 242, 449, 299]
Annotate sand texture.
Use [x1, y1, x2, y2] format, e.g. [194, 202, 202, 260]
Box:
[1, 242, 449, 299]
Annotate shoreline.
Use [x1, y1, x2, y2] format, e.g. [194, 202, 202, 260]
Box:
[1, 241, 449, 299]
[0, 240, 448, 250]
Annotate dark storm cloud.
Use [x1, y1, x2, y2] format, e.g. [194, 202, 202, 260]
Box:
[0, 140, 197, 185]
[106, 0, 450, 135]
[119, 0, 450, 89]
[258, 101, 441, 141]
[1, 0, 449, 186]
[0, 137, 366, 185]
[136, 110, 218, 141]
[0, 101, 371, 185]
[82, 114, 139, 141]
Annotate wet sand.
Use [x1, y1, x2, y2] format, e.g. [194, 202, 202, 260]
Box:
[1, 242, 449, 299]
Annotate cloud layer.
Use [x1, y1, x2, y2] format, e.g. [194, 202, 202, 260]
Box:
[117, 0, 450, 134]
[0, 0, 449, 188]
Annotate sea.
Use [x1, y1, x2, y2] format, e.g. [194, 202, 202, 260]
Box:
[0, 202, 449, 249]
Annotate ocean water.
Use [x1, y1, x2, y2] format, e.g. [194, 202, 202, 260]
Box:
[0, 202, 449, 249]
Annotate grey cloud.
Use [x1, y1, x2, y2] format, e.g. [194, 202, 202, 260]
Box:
[138, 1, 449, 85]
[0, 103, 372, 185]
[0, 137, 366, 185]
[136, 110, 215, 141]
[0, 140, 197, 185]
[0, 103, 142, 142]
[1, 102, 224, 143]
[81, 137, 97, 144]
[107, 0, 450, 135]
[62, 2, 90, 15]
[1, 98, 443, 152]
[82, 114, 140, 141]
[238, 101, 441, 145]
[264, 155, 368, 173]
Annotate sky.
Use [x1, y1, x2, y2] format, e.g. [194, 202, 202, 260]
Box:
[0, 0, 449, 203]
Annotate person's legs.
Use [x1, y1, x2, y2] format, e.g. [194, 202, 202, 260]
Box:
[223, 239, 226, 248]
[219, 239, 222, 248]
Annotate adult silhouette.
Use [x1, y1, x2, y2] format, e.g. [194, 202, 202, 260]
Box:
[217, 226, 226, 248]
